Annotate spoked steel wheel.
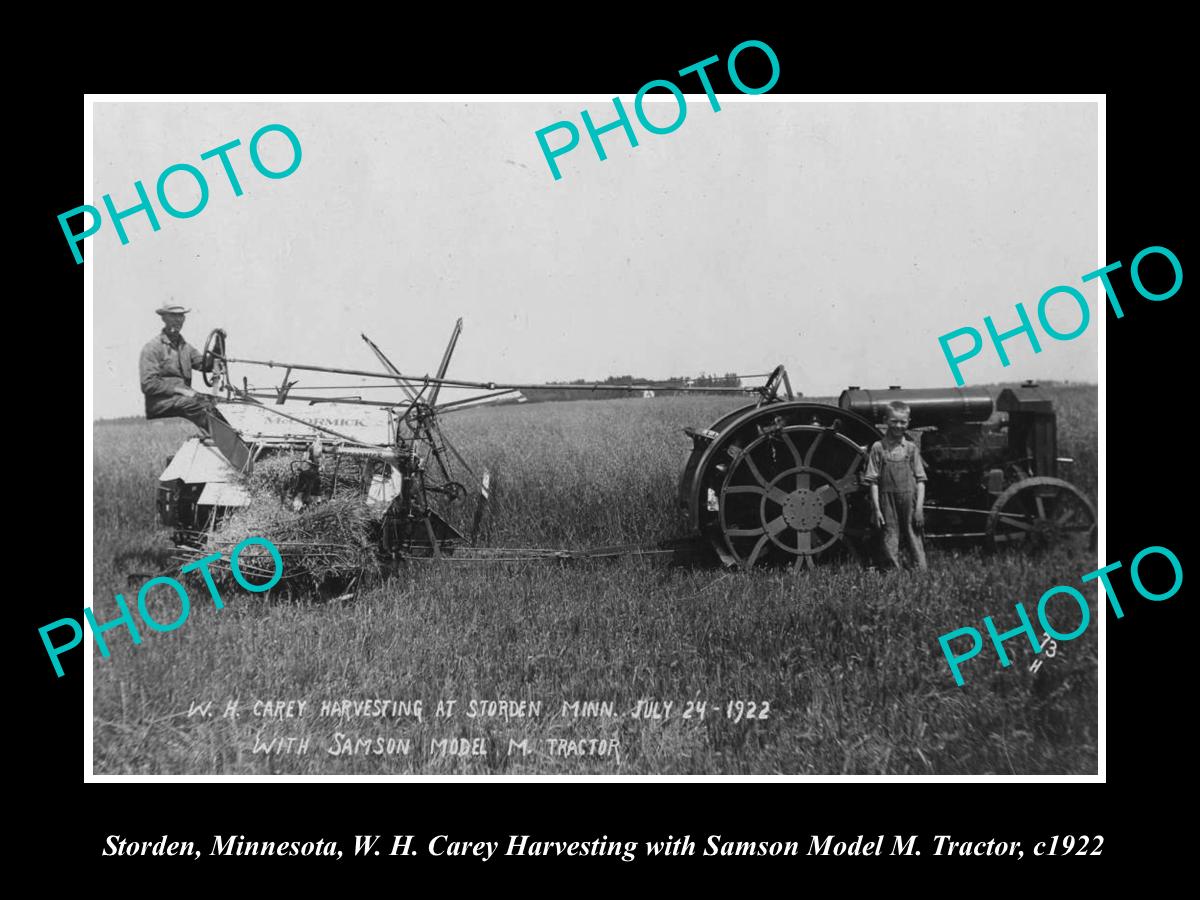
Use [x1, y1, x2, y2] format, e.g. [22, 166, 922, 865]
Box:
[987, 477, 1097, 550]
[680, 402, 881, 569]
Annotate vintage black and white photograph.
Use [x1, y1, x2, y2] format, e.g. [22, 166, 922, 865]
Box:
[86, 97, 1099, 776]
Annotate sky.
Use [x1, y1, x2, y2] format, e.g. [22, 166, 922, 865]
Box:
[91, 100, 1097, 419]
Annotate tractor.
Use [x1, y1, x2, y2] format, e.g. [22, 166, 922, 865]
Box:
[678, 378, 1095, 569]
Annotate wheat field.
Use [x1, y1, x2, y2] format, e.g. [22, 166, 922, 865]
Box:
[90, 386, 1098, 775]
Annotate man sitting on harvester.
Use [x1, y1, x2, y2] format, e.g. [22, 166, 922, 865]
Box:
[138, 305, 223, 431]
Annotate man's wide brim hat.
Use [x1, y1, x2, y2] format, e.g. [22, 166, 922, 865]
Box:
[156, 305, 191, 315]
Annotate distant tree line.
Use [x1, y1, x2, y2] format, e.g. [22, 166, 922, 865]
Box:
[522, 372, 743, 403]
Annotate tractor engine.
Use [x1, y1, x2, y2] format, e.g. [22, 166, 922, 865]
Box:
[839, 383, 1060, 504]
[838, 383, 1065, 537]
[838, 386, 1006, 509]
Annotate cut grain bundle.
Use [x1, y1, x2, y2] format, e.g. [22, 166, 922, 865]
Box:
[220, 498, 382, 585]
[245, 450, 388, 504]
[242, 454, 302, 501]
[177, 465, 387, 594]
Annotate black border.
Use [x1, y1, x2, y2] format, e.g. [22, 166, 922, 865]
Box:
[35, 28, 1189, 876]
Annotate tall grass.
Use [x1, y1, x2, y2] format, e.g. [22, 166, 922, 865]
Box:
[91, 385, 1098, 774]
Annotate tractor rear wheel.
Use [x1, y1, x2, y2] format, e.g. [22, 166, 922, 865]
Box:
[680, 402, 881, 569]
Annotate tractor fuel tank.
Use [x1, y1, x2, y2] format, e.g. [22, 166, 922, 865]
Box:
[838, 386, 994, 426]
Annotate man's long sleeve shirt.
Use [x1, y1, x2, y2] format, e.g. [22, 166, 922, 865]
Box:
[139, 331, 207, 397]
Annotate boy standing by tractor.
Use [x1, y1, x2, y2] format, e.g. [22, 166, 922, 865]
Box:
[864, 400, 928, 570]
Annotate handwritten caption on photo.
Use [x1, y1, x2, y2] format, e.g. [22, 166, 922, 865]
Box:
[185, 697, 772, 763]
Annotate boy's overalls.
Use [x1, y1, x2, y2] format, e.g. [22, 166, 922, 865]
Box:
[877, 441, 927, 570]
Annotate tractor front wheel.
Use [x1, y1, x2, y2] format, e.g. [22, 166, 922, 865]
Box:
[986, 477, 1096, 551]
